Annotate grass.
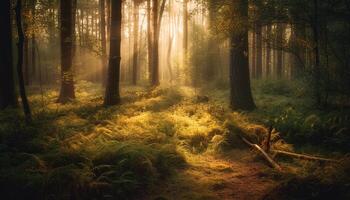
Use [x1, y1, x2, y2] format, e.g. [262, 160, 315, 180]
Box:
[0, 79, 349, 199]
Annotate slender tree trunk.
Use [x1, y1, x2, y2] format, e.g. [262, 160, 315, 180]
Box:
[276, 23, 284, 79]
[265, 25, 271, 77]
[24, 34, 30, 85]
[147, 0, 153, 80]
[15, 0, 32, 121]
[58, 0, 75, 103]
[167, 0, 173, 82]
[256, 23, 262, 79]
[104, 0, 122, 106]
[207, 0, 217, 80]
[230, 0, 256, 110]
[0, 0, 18, 109]
[31, 0, 37, 82]
[132, 2, 139, 85]
[251, 29, 256, 79]
[106, 0, 111, 45]
[183, 0, 188, 66]
[151, 0, 160, 86]
[100, 0, 107, 84]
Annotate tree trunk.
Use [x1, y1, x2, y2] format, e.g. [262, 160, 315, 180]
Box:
[151, 0, 160, 86]
[256, 23, 262, 79]
[229, 0, 256, 111]
[132, 2, 139, 85]
[251, 29, 256, 79]
[207, 0, 217, 80]
[100, 0, 107, 84]
[15, 0, 32, 121]
[0, 0, 18, 109]
[183, 0, 188, 67]
[31, 0, 37, 82]
[147, 0, 152, 80]
[104, 0, 122, 106]
[265, 25, 271, 77]
[276, 23, 284, 79]
[58, 0, 75, 103]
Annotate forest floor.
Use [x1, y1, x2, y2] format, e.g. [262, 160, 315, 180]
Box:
[1, 80, 349, 200]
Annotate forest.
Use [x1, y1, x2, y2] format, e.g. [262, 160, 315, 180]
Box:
[0, 0, 350, 199]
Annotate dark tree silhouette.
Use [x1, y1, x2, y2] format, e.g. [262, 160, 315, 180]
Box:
[58, 0, 75, 103]
[0, 0, 17, 109]
[229, 0, 256, 110]
[104, 0, 122, 106]
[15, 0, 32, 121]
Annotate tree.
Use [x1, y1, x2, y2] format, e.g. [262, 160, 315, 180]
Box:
[104, 0, 122, 106]
[151, 0, 167, 86]
[15, 0, 32, 121]
[183, 0, 188, 67]
[256, 24, 262, 79]
[58, 0, 75, 103]
[229, 0, 256, 110]
[132, 0, 141, 85]
[100, 0, 107, 84]
[265, 25, 272, 77]
[0, 0, 17, 109]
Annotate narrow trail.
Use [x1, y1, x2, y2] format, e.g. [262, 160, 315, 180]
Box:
[149, 151, 277, 200]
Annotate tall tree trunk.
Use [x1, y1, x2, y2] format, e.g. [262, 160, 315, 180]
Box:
[106, 0, 111, 45]
[104, 0, 122, 106]
[147, 0, 152, 80]
[58, 0, 75, 103]
[251, 29, 256, 79]
[265, 25, 271, 77]
[132, 2, 139, 85]
[276, 23, 284, 79]
[207, 0, 217, 80]
[183, 0, 188, 67]
[24, 33, 29, 85]
[151, 0, 160, 86]
[230, 0, 256, 110]
[15, 0, 32, 121]
[256, 23, 262, 79]
[0, 0, 18, 109]
[31, 0, 37, 82]
[167, 0, 173, 82]
[100, 0, 107, 84]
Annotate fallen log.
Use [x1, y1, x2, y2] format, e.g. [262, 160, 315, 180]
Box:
[272, 150, 340, 163]
[241, 137, 283, 171]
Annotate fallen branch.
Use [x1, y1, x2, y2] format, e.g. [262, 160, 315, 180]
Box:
[272, 150, 340, 163]
[241, 137, 283, 171]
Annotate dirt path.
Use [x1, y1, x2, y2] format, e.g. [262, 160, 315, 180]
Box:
[148, 150, 277, 200]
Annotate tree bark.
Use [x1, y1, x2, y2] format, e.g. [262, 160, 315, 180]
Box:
[265, 25, 271, 77]
[230, 0, 256, 111]
[31, 0, 37, 82]
[147, 0, 152, 80]
[58, 0, 75, 103]
[100, 0, 107, 84]
[183, 0, 188, 67]
[256, 23, 262, 79]
[151, 0, 160, 86]
[276, 23, 284, 79]
[15, 0, 32, 121]
[0, 0, 18, 109]
[132, 2, 139, 85]
[104, 0, 122, 106]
